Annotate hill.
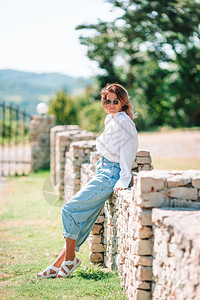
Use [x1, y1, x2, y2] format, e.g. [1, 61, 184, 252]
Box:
[0, 69, 93, 114]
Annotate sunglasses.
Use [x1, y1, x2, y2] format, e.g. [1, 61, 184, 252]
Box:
[105, 98, 119, 105]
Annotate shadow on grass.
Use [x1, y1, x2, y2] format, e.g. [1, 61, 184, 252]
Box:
[76, 266, 115, 281]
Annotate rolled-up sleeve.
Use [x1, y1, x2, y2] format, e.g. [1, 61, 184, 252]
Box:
[113, 119, 138, 189]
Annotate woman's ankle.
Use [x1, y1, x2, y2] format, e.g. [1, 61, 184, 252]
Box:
[64, 254, 75, 261]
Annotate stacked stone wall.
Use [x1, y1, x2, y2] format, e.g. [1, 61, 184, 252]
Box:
[103, 169, 200, 300]
[152, 208, 200, 300]
[30, 115, 55, 171]
[50, 125, 80, 185]
[64, 140, 96, 202]
[52, 129, 96, 199]
[48, 122, 200, 300]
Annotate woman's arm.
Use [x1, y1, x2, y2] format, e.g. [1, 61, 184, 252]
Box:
[113, 119, 138, 192]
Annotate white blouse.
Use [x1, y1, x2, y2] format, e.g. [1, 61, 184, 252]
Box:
[96, 111, 138, 189]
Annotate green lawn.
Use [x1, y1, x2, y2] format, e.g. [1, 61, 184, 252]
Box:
[0, 170, 126, 300]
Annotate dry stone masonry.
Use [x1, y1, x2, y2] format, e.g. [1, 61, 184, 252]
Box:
[102, 169, 200, 300]
[47, 122, 200, 300]
[152, 208, 200, 300]
[64, 140, 96, 202]
[30, 115, 55, 171]
[50, 125, 80, 185]
[50, 126, 96, 199]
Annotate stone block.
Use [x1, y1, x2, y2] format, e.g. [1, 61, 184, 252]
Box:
[96, 215, 104, 223]
[192, 176, 200, 189]
[88, 234, 102, 244]
[135, 281, 151, 290]
[135, 289, 151, 300]
[134, 255, 152, 266]
[132, 161, 138, 169]
[100, 208, 104, 216]
[136, 150, 150, 157]
[167, 175, 191, 187]
[139, 164, 151, 171]
[136, 266, 153, 281]
[167, 187, 198, 200]
[169, 198, 200, 209]
[89, 252, 104, 263]
[136, 156, 151, 164]
[138, 173, 165, 193]
[91, 224, 103, 235]
[134, 239, 153, 255]
[91, 243, 104, 252]
[136, 208, 152, 226]
[136, 192, 168, 208]
[135, 225, 153, 239]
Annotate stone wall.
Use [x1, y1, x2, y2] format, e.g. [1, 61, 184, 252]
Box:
[64, 140, 96, 202]
[50, 125, 80, 185]
[152, 208, 200, 300]
[103, 169, 200, 300]
[30, 115, 55, 171]
[51, 127, 96, 199]
[49, 123, 200, 300]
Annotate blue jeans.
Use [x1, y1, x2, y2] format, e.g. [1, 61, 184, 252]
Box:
[62, 156, 120, 251]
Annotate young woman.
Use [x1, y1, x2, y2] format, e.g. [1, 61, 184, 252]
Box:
[37, 83, 138, 279]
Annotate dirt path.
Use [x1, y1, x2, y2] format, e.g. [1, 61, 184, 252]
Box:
[138, 130, 200, 158]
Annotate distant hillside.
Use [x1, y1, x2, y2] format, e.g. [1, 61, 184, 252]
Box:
[0, 69, 93, 114]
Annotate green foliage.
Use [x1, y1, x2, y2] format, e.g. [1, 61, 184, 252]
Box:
[47, 85, 106, 133]
[76, 266, 113, 280]
[48, 89, 78, 125]
[78, 101, 107, 133]
[76, 0, 200, 130]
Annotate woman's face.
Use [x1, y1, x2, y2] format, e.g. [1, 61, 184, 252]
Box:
[104, 92, 124, 116]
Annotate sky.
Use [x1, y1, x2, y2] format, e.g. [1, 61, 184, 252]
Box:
[0, 0, 121, 77]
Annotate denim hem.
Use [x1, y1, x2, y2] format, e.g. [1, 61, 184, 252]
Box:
[63, 232, 78, 240]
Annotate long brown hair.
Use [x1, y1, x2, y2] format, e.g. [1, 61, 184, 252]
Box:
[101, 83, 137, 121]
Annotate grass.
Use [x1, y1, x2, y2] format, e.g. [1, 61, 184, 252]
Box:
[0, 170, 126, 300]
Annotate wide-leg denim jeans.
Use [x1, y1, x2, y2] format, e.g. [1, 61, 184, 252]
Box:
[62, 156, 120, 251]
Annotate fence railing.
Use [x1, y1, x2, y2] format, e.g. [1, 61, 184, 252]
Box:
[0, 101, 32, 176]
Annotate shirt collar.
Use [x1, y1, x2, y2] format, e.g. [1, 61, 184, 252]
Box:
[107, 111, 126, 119]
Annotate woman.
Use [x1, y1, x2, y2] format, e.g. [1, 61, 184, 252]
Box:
[37, 83, 138, 279]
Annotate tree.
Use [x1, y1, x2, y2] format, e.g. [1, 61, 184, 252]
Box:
[48, 89, 78, 125]
[76, 0, 200, 129]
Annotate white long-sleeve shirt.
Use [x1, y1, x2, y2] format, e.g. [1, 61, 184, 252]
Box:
[96, 111, 138, 189]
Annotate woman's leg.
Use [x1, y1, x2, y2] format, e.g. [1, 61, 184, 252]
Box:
[37, 159, 120, 278]
[61, 178, 114, 242]
[61, 161, 120, 252]
[36, 248, 66, 277]
[56, 237, 78, 278]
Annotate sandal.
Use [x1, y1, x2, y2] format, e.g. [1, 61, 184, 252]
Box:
[56, 257, 81, 278]
[36, 265, 60, 278]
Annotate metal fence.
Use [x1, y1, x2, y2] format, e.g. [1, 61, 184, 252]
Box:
[0, 101, 32, 176]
